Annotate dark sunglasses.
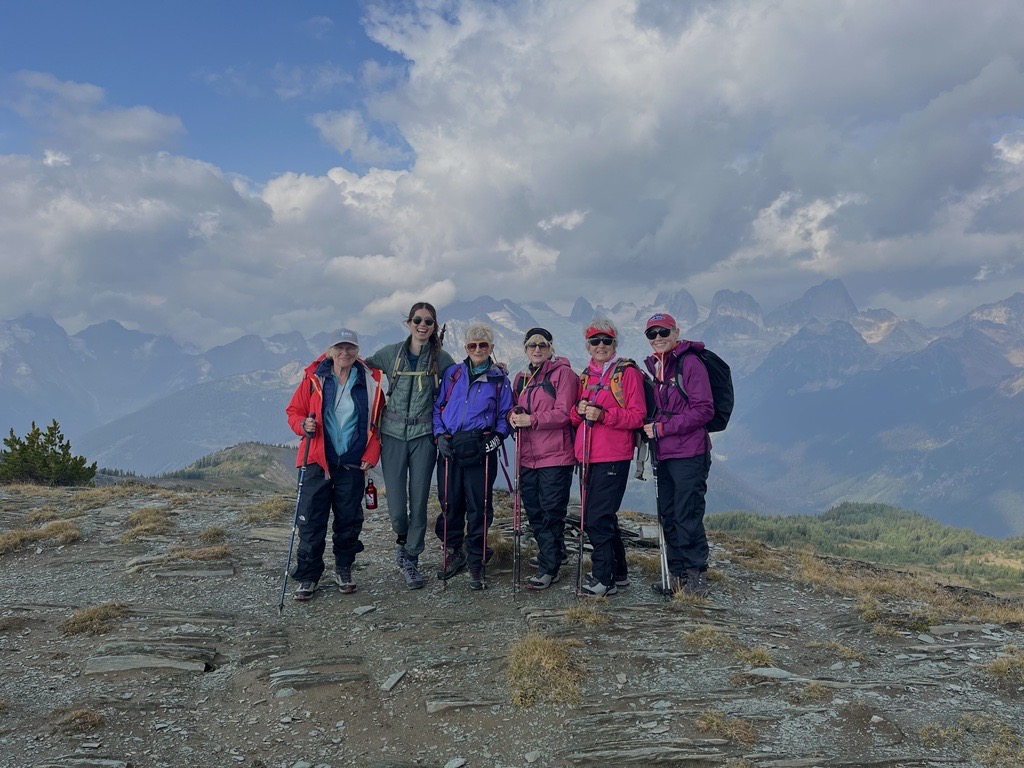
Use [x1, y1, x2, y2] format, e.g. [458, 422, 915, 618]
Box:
[645, 327, 672, 339]
[526, 342, 550, 350]
[466, 341, 491, 351]
[410, 316, 436, 327]
[588, 336, 615, 347]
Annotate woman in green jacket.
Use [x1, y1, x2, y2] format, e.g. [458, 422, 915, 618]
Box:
[366, 301, 456, 589]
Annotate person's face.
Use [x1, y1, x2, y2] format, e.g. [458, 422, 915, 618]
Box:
[645, 325, 679, 355]
[525, 338, 553, 366]
[465, 338, 492, 366]
[407, 310, 436, 343]
[331, 343, 359, 368]
[587, 334, 616, 364]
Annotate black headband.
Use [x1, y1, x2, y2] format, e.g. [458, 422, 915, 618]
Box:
[523, 326, 553, 343]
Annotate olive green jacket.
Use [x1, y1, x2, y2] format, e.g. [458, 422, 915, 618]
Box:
[365, 340, 456, 441]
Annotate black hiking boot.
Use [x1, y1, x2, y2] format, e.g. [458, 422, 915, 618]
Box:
[684, 568, 709, 597]
[437, 548, 467, 581]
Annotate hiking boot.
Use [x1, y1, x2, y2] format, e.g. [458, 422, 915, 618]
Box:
[525, 570, 560, 591]
[395, 544, 407, 570]
[684, 568, 709, 597]
[402, 556, 425, 590]
[437, 548, 467, 581]
[293, 580, 318, 601]
[469, 563, 487, 591]
[588, 571, 630, 587]
[650, 575, 684, 597]
[578, 576, 616, 598]
[334, 568, 357, 594]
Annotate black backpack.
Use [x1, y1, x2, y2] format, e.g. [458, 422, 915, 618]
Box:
[678, 348, 734, 432]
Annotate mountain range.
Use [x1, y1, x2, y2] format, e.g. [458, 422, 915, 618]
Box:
[2, 280, 1022, 536]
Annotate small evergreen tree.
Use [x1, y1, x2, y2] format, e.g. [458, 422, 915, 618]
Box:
[0, 420, 97, 486]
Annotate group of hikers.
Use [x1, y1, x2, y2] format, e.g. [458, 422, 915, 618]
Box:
[283, 300, 716, 603]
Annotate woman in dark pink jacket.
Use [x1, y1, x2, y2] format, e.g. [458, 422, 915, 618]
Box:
[509, 327, 577, 590]
[642, 312, 715, 597]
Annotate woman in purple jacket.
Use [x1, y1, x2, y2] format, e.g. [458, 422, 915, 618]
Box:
[642, 312, 716, 597]
[509, 327, 578, 590]
[433, 322, 514, 590]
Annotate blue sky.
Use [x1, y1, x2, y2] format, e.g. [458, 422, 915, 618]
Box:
[2, 1, 1024, 346]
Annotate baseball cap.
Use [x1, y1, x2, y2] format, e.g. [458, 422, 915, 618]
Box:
[645, 312, 677, 331]
[330, 328, 359, 347]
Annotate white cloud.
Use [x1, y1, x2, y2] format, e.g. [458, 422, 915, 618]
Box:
[271, 63, 351, 100]
[310, 110, 411, 166]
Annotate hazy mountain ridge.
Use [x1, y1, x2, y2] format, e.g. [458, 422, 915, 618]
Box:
[3, 282, 1024, 535]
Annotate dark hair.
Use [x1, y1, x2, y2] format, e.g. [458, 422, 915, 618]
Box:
[406, 301, 445, 377]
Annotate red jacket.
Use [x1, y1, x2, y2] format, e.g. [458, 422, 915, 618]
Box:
[286, 355, 385, 474]
[511, 356, 577, 469]
[570, 357, 646, 463]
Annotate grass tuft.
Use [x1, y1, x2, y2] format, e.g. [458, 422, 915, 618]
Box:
[168, 544, 230, 561]
[695, 708, 757, 744]
[734, 645, 775, 667]
[52, 707, 103, 733]
[787, 682, 833, 704]
[986, 645, 1024, 684]
[807, 639, 865, 661]
[682, 626, 735, 652]
[506, 633, 585, 707]
[625, 549, 660, 576]
[25, 506, 58, 524]
[60, 602, 130, 636]
[564, 603, 609, 626]
[198, 526, 227, 544]
[120, 507, 174, 542]
[0, 520, 81, 554]
[238, 497, 291, 525]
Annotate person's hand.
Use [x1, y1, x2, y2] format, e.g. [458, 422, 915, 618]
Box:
[576, 399, 589, 417]
[436, 434, 453, 458]
[643, 423, 657, 440]
[509, 409, 531, 429]
[302, 416, 316, 435]
[360, 461, 372, 471]
[483, 434, 502, 453]
[583, 404, 604, 423]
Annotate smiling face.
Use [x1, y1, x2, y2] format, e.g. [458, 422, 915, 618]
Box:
[465, 337, 492, 366]
[586, 334, 616, 364]
[407, 309, 436, 344]
[330, 342, 359, 373]
[646, 325, 679, 355]
[525, 334, 553, 366]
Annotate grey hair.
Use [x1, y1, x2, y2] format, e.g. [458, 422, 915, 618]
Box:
[464, 322, 494, 344]
[584, 316, 618, 350]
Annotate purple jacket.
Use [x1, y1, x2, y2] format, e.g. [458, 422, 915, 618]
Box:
[511, 356, 577, 469]
[644, 341, 714, 459]
[433, 359, 513, 438]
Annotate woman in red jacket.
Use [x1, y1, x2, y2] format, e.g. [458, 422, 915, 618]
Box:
[571, 318, 647, 597]
[285, 329, 384, 601]
[509, 327, 578, 590]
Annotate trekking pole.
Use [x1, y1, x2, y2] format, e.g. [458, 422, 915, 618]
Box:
[511, 408, 524, 598]
[575, 419, 592, 597]
[278, 413, 314, 615]
[441, 455, 450, 592]
[653, 449, 670, 601]
[480, 450, 490, 590]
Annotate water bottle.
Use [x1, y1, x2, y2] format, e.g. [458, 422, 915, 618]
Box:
[364, 479, 378, 510]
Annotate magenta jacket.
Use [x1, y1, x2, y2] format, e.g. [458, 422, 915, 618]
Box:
[643, 340, 714, 459]
[570, 357, 646, 464]
[511, 356, 577, 469]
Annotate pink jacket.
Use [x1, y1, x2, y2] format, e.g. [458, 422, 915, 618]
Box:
[570, 357, 646, 463]
[511, 356, 577, 468]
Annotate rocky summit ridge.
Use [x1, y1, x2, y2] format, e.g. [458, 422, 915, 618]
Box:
[2, 482, 1024, 768]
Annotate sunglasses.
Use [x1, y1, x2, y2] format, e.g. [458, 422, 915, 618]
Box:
[645, 328, 672, 339]
[526, 342, 550, 350]
[410, 316, 436, 327]
[588, 337, 615, 347]
[466, 341, 491, 351]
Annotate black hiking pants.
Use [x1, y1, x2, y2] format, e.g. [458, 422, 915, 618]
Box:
[520, 464, 573, 576]
[292, 463, 365, 583]
[656, 452, 711, 575]
[582, 459, 629, 588]
[434, 452, 497, 564]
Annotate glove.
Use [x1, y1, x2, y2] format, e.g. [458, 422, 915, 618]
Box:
[483, 433, 503, 454]
[436, 434, 453, 459]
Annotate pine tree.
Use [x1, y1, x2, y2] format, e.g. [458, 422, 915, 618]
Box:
[0, 420, 97, 486]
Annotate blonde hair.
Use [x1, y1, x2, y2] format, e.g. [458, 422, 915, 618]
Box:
[524, 333, 555, 354]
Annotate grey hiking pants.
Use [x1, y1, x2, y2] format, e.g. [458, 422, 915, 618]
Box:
[380, 433, 437, 558]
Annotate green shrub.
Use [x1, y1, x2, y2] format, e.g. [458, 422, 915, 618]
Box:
[0, 420, 96, 486]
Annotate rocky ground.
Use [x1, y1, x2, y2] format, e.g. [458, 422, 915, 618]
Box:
[2, 482, 1024, 768]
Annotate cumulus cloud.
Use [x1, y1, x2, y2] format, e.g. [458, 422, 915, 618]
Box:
[3, 1, 1024, 347]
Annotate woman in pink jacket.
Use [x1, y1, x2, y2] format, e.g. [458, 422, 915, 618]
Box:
[571, 317, 647, 597]
[509, 327, 578, 590]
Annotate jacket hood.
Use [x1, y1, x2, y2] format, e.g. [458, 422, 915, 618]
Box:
[646, 339, 704, 367]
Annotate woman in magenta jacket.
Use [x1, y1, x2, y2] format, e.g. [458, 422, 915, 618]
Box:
[571, 317, 647, 597]
[642, 312, 715, 597]
[509, 327, 578, 590]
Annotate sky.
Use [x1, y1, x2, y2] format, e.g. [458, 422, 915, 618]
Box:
[2, 0, 1023, 347]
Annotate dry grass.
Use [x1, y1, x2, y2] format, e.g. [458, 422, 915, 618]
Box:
[871, 623, 900, 639]
[168, 544, 230, 561]
[625, 549, 661, 576]
[238, 496, 292, 524]
[787, 682, 833, 704]
[721, 536, 779, 572]
[0, 520, 81, 554]
[73, 484, 174, 512]
[986, 645, 1024, 684]
[918, 720, 966, 745]
[60, 602, 129, 636]
[808, 640, 865, 661]
[682, 626, 736, 652]
[120, 507, 174, 542]
[486, 530, 515, 568]
[491, 490, 514, 520]
[564, 603, 610, 626]
[52, 707, 103, 733]
[198, 526, 227, 544]
[24, 506, 58, 523]
[734, 645, 775, 667]
[695, 708, 757, 744]
[506, 633, 585, 707]
[0, 616, 33, 633]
